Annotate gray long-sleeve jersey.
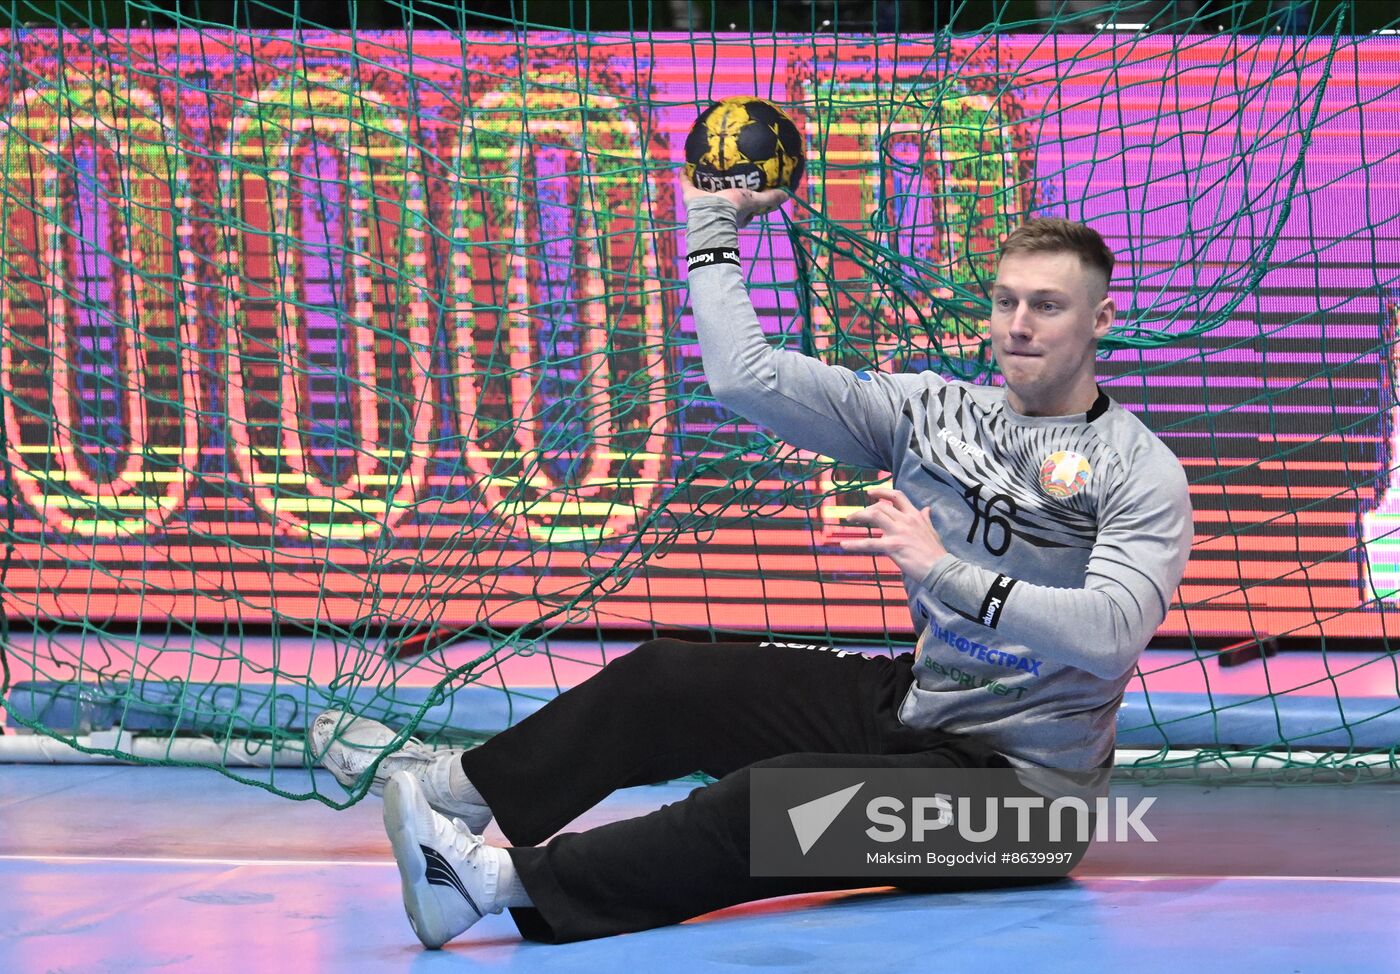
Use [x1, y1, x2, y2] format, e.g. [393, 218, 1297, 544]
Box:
[686, 195, 1193, 771]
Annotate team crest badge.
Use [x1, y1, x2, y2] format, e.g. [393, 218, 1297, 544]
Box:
[1039, 451, 1091, 498]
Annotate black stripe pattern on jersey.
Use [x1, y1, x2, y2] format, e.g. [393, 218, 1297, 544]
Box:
[906, 386, 1109, 553]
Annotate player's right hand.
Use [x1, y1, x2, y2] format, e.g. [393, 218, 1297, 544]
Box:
[680, 173, 788, 229]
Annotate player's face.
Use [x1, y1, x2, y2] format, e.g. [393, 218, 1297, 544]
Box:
[989, 251, 1115, 417]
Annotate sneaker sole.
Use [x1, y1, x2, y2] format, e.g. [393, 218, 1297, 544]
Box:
[383, 775, 450, 949]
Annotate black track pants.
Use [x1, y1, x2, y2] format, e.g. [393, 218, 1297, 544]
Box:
[458, 638, 1060, 943]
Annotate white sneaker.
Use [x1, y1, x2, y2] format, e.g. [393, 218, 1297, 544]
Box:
[308, 710, 491, 831]
[383, 770, 502, 949]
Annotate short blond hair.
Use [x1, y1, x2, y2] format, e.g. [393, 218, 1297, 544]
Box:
[1001, 218, 1115, 286]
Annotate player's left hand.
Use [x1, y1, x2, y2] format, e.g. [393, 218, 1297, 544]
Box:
[839, 487, 948, 581]
[680, 173, 788, 229]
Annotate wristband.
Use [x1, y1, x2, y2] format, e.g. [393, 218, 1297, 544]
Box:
[686, 247, 741, 271]
[977, 573, 1019, 629]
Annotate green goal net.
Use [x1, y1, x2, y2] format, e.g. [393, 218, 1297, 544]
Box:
[0, 0, 1397, 800]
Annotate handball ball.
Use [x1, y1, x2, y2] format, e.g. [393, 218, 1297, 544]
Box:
[684, 96, 805, 193]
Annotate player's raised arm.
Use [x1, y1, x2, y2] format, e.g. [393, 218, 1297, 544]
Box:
[682, 181, 924, 472]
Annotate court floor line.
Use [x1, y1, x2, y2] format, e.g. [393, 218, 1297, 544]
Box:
[1084, 874, 1400, 884]
[2, 853, 1398, 883]
[0, 853, 397, 867]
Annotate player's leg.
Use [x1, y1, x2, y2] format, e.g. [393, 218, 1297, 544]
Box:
[308, 708, 493, 832]
[457, 637, 910, 846]
[385, 737, 1076, 947]
[316, 638, 909, 842]
[502, 743, 1020, 943]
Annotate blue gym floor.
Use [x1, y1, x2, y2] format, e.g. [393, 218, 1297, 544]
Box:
[2, 765, 1397, 973]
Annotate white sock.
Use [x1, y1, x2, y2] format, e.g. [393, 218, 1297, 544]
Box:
[446, 755, 487, 808]
[422, 752, 493, 832]
[491, 847, 533, 909]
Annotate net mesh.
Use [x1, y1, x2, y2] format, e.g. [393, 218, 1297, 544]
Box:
[0, 0, 1398, 799]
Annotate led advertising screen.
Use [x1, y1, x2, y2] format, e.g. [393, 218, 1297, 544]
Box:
[0, 31, 1396, 639]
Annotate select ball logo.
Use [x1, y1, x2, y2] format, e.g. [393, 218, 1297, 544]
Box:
[1039, 451, 1091, 499]
[684, 96, 806, 193]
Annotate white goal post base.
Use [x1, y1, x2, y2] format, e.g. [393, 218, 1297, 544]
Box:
[0, 732, 1395, 778]
[0, 730, 308, 767]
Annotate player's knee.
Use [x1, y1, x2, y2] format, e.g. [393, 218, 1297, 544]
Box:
[605, 637, 705, 689]
[748, 752, 822, 772]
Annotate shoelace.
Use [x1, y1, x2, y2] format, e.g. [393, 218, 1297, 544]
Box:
[439, 815, 488, 862]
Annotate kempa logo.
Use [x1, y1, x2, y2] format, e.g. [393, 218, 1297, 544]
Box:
[787, 782, 863, 854]
[937, 427, 989, 462]
[686, 247, 740, 269]
[978, 573, 1018, 629]
[761, 641, 851, 658]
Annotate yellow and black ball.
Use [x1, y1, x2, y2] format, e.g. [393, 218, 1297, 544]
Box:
[684, 96, 805, 193]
